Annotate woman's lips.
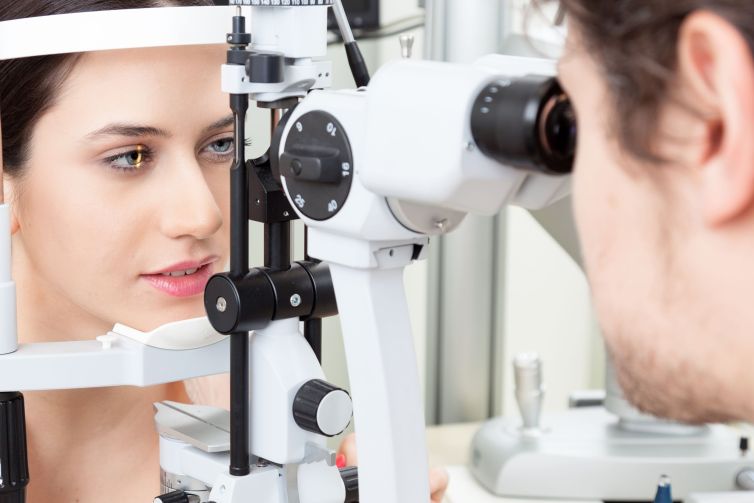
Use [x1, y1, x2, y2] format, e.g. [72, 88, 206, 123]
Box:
[141, 262, 214, 298]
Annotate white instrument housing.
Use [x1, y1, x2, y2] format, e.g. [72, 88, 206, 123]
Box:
[362, 55, 571, 216]
[276, 53, 574, 503]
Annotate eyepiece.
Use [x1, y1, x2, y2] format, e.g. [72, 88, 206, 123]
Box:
[470, 76, 576, 175]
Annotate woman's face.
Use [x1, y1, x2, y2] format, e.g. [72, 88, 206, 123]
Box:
[12, 45, 232, 333]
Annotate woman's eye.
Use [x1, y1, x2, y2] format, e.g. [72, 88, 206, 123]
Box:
[210, 138, 233, 153]
[103, 146, 151, 173]
[203, 137, 235, 161]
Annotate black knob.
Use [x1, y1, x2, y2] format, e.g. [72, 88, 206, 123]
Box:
[154, 490, 199, 503]
[280, 147, 343, 184]
[293, 380, 352, 437]
[0, 392, 29, 503]
[246, 52, 285, 84]
[340, 466, 359, 503]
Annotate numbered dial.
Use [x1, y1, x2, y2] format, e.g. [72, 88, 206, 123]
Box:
[229, 0, 334, 6]
[281, 111, 354, 221]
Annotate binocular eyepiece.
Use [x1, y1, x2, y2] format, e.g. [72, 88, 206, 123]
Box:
[471, 75, 576, 176]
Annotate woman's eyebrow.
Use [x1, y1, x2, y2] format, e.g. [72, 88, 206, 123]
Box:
[202, 115, 235, 135]
[85, 123, 171, 140]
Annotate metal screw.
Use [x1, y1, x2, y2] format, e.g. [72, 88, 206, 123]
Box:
[290, 294, 302, 307]
[465, 142, 475, 152]
[283, 211, 290, 217]
[216, 297, 227, 313]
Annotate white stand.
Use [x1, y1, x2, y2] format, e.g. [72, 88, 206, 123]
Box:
[155, 318, 349, 503]
[470, 407, 754, 501]
[330, 258, 431, 503]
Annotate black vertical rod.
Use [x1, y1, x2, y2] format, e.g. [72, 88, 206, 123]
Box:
[229, 91, 250, 477]
[303, 226, 323, 362]
[265, 110, 291, 272]
[304, 318, 323, 363]
[264, 222, 291, 270]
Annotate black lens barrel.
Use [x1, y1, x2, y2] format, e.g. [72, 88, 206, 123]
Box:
[470, 76, 575, 175]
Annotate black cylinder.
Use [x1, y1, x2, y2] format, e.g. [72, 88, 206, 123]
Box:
[470, 76, 575, 175]
[0, 393, 28, 503]
[204, 270, 276, 334]
[227, 14, 251, 47]
[205, 262, 338, 335]
[300, 261, 338, 320]
[340, 466, 359, 503]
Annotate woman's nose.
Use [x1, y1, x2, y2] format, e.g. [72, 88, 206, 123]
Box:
[158, 159, 223, 241]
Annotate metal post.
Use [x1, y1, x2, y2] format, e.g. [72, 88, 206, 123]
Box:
[424, 0, 507, 424]
[229, 91, 251, 477]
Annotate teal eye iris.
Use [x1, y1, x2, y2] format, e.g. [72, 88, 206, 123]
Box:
[208, 138, 233, 154]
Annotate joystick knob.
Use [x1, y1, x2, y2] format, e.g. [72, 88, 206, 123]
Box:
[514, 353, 544, 431]
[293, 380, 352, 437]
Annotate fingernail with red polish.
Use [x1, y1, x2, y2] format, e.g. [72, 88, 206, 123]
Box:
[336, 453, 346, 468]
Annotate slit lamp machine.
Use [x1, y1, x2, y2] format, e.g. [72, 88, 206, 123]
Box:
[0, 2, 580, 502]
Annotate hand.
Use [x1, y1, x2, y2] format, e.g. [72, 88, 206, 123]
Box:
[337, 433, 450, 503]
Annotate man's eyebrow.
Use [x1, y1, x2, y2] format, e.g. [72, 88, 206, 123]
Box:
[203, 115, 235, 135]
[85, 123, 171, 140]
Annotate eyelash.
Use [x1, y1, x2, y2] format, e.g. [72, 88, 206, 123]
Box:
[101, 137, 237, 174]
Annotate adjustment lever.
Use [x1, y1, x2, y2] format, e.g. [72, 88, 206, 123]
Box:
[153, 490, 200, 503]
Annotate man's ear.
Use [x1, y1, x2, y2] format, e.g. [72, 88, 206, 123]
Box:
[677, 11, 754, 226]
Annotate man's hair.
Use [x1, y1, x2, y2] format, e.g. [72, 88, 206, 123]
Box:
[559, 0, 754, 162]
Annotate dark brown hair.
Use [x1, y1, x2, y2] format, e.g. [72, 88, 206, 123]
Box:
[0, 0, 214, 177]
[558, 1, 754, 161]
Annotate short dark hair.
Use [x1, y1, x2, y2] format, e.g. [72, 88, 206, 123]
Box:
[0, 0, 214, 177]
[559, 0, 754, 162]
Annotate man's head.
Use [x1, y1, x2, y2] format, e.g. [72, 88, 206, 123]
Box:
[557, 1, 754, 423]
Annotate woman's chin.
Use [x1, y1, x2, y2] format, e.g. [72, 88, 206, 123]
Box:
[120, 304, 208, 332]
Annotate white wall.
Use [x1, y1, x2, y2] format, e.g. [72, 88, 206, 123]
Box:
[502, 209, 603, 414]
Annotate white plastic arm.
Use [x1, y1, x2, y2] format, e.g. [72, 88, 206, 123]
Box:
[0, 103, 18, 356]
[0, 203, 15, 356]
[329, 262, 430, 503]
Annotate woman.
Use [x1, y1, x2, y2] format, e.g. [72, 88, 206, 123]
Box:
[1, 1, 232, 501]
[556, 1, 754, 425]
[1, 1, 448, 501]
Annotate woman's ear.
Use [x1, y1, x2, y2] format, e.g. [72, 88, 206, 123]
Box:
[677, 11, 754, 226]
[3, 180, 21, 235]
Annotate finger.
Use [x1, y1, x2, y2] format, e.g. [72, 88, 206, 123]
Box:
[430, 467, 449, 503]
[337, 433, 359, 466]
